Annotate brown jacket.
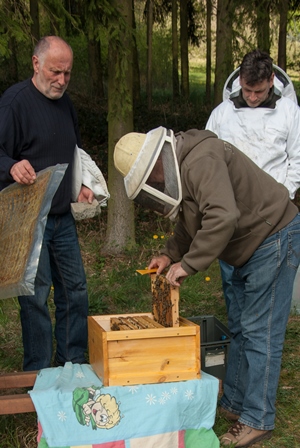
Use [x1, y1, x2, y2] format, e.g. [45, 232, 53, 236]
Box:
[160, 130, 298, 274]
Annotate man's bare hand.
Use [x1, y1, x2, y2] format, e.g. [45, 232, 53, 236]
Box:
[148, 254, 171, 275]
[77, 185, 94, 203]
[166, 262, 188, 287]
[10, 160, 36, 185]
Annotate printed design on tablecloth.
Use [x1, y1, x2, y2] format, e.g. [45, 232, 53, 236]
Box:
[144, 385, 196, 406]
[72, 386, 122, 430]
[128, 385, 139, 394]
[185, 390, 194, 400]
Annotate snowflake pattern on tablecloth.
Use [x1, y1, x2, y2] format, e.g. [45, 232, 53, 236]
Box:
[185, 389, 194, 400]
[161, 391, 171, 401]
[57, 410, 67, 422]
[128, 385, 139, 394]
[144, 384, 196, 407]
[145, 393, 157, 405]
[170, 386, 178, 395]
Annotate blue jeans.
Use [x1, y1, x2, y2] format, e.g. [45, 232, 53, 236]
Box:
[220, 213, 300, 430]
[219, 259, 234, 311]
[18, 213, 88, 371]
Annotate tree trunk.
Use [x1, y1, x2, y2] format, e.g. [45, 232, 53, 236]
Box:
[172, 0, 180, 102]
[64, 0, 73, 35]
[180, 0, 189, 100]
[87, 38, 104, 99]
[86, 12, 104, 99]
[146, 0, 153, 110]
[214, 0, 234, 107]
[30, 0, 40, 43]
[132, 0, 141, 106]
[278, 0, 288, 70]
[104, 0, 136, 254]
[255, 0, 270, 52]
[205, 0, 212, 106]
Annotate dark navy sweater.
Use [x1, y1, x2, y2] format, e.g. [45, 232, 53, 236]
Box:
[0, 78, 81, 214]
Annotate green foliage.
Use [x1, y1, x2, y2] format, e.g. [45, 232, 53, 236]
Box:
[101, 1, 135, 121]
[67, 34, 90, 95]
[142, 27, 173, 90]
[0, 1, 31, 58]
[287, 15, 300, 71]
[0, 297, 23, 371]
[39, 0, 79, 35]
[187, 0, 205, 46]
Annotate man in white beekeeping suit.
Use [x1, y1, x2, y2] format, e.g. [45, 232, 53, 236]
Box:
[205, 48, 300, 314]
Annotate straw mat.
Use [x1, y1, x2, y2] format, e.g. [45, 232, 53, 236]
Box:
[0, 170, 52, 290]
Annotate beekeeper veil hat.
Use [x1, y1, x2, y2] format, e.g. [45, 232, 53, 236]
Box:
[114, 126, 182, 220]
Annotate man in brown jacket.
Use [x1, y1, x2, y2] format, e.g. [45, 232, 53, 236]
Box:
[114, 126, 300, 447]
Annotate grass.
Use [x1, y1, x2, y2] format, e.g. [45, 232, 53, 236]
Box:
[1, 213, 300, 447]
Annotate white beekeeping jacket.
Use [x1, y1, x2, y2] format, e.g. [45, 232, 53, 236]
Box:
[206, 65, 300, 199]
[72, 145, 110, 205]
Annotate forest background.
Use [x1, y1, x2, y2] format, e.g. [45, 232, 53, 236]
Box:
[1, 0, 300, 251]
[1, 1, 300, 447]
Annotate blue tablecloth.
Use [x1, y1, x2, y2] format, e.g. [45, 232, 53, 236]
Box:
[29, 363, 220, 448]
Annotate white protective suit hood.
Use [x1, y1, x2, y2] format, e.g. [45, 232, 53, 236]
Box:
[223, 64, 298, 104]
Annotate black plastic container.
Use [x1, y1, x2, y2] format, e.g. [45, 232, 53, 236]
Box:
[187, 315, 231, 381]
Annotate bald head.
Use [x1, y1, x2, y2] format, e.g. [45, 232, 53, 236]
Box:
[32, 36, 73, 100]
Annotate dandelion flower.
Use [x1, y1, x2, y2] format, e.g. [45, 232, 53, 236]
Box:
[160, 235, 165, 239]
[153, 235, 158, 239]
[205, 276, 211, 282]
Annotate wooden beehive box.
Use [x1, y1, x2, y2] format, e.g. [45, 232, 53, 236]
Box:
[88, 313, 200, 386]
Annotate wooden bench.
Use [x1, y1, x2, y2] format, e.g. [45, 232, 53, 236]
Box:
[0, 371, 38, 414]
